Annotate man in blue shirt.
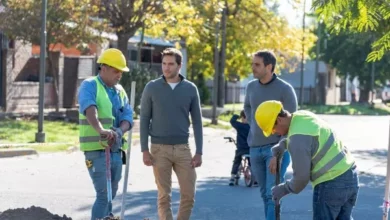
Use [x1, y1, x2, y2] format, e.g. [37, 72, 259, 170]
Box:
[77, 48, 134, 220]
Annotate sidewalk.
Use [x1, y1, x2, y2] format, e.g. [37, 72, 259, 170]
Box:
[0, 148, 37, 158]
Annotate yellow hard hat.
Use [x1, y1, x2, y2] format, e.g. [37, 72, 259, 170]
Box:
[255, 100, 283, 137]
[97, 48, 129, 72]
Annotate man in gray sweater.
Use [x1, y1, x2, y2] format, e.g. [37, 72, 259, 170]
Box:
[244, 50, 297, 220]
[140, 48, 203, 220]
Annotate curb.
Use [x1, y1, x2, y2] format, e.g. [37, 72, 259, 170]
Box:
[0, 148, 38, 158]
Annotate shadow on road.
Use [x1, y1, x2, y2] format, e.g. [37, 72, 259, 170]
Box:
[354, 149, 388, 162]
[353, 172, 386, 219]
[76, 177, 261, 220]
[75, 172, 388, 220]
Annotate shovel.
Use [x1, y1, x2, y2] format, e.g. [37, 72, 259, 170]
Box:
[275, 154, 282, 220]
[100, 136, 113, 218]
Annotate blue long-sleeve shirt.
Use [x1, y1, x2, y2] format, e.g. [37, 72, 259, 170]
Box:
[77, 75, 134, 128]
[230, 114, 250, 150]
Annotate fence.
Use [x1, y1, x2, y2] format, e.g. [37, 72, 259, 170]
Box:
[206, 85, 246, 104]
[206, 85, 315, 105]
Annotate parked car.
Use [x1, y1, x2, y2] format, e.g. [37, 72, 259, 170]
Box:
[381, 85, 390, 103]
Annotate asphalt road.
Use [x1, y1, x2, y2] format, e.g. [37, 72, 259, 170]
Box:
[0, 115, 389, 220]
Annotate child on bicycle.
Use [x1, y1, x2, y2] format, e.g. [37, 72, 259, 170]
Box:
[229, 110, 257, 186]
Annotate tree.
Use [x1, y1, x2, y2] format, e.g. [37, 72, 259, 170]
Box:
[97, 0, 167, 62]
[311, 25, 390, 102]
[312, 0, 390, 62]
[148, 0, 316, 76]
[145, 0, 316, 107]
[0, 0, 104, 111]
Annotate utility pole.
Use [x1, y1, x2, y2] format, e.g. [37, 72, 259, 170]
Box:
[211, 21, 220, 125]
[137, 22, 145, 66]
[370, 35, 376, 104]
[314, 21, 321, 104]
[371, 62, 376, 103]
[299, 0, 306, 107]
[35, 0, 47, 143]
[218, 7, 227, 107]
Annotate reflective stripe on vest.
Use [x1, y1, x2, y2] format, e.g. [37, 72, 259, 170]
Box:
[79, 136, 102, 143]
[287, 110, 355, 187]
[310, 132, 349, 181]
[79, 118, 113, 125]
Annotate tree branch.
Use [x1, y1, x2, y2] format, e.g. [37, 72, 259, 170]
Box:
[241, 5, 272, 29]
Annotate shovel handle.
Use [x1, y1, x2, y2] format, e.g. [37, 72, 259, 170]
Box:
[275, 154, 282, 220]
[100, 137, 113, 204]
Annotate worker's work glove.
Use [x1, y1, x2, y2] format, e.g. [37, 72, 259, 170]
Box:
[110, 127, 123, 152]
[271, 138, 287, 158]
[271, 183, 290, 201]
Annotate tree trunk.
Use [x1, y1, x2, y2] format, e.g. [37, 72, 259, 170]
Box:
[137, 23, 145, 65]
[117, 29, 138, 64]
[116, 32, 132, 63]
[217, 8, 227, 108]
[359, 86, 370, 103]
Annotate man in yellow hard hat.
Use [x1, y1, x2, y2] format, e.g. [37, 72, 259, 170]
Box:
[77, 48, 134, 220]
[255, 100, 359, 219]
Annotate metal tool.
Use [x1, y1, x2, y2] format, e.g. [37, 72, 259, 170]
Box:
[275, 154, 282, 220]
[100, 137, 113, 209]
[120, 81, 137, 220]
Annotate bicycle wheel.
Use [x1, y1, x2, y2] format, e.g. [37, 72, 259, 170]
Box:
[243, 165, 253, 187]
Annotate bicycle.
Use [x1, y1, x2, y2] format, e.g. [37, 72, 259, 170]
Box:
[224, 136, 254, 187]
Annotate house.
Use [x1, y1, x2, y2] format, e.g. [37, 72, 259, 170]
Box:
[277, 60, 338, 105]
[0, 32, 188, 112]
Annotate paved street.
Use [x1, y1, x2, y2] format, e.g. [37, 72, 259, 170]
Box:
[0, 115, 389, 220]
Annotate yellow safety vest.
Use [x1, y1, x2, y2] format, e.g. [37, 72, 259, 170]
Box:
[286, 110, 355, 187]
[79, 77, 128, 151]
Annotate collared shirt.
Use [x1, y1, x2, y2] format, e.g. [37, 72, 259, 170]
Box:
[78, 74, 133, 128]
[258, 73, 277, 85]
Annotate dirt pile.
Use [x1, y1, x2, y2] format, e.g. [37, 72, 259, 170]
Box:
[0, 206, 72, 220]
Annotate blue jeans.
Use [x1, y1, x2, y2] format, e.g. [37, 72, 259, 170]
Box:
[313, 166, 359, 220]
[250, 144, 291, 220]
[84, 150, 123, 220]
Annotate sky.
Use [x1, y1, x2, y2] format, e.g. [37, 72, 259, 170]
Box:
[275, 0, 314, 28]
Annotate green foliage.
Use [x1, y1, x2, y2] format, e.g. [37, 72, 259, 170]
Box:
[312, 0, 390, 62]
[197, 77, 211, 105]
[0, 0, 105, 110]
[310, 24, 390, 101]
[120, 65, 158, 115]
[0, 119, 78, 144]
[146, 0, 316, 80]
[0, 0, 104, 48]
[98, 0, 166, 60]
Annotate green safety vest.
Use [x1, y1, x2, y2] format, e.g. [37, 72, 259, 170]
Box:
[79, 77, 128, 151]
[286, 110, 355, 187]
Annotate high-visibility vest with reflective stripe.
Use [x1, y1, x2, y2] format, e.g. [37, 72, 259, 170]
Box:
[286, 110, 355, 187]
[79, 77, 128, 151]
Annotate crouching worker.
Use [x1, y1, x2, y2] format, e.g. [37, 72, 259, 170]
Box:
[255, 100, 359, 220]
[78, 48, 134, 220]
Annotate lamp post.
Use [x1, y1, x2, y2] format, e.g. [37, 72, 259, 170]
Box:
[35, 0, 47, 143]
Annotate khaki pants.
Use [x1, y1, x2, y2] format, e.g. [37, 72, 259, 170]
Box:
[151, 143, 197, 220]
